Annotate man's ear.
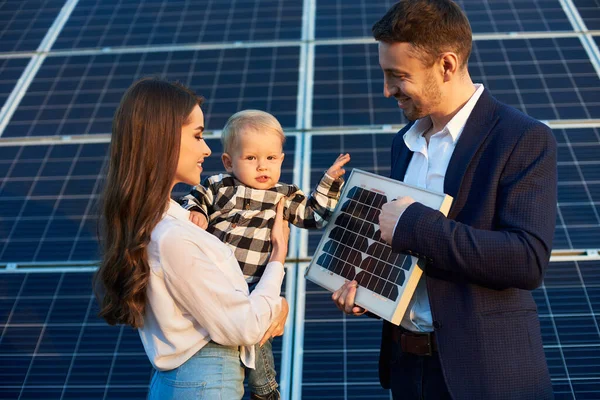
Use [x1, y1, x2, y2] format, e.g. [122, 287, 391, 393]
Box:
[280, 153, 285, 163]
[440, 52, 459, 82]
[222, 153, 234, 172]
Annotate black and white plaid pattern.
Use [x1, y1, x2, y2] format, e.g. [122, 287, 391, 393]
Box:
[180, 173, 343, 280]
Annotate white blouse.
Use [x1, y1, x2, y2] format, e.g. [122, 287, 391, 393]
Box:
[138, 199, 285, 370]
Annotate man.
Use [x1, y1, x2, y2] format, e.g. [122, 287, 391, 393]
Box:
[332, 0, 557, 399]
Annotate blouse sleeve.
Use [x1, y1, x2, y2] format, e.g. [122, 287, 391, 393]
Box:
[157, 227, 284, 346]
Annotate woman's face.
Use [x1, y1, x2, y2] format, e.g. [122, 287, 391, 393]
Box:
[173, 105, 211, 187]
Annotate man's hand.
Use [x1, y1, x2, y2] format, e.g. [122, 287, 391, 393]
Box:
[189, 211, 208, 229]
[331, 280, 368, 316]
[379, 196, 415, 244]
[260, 298, 289, 346]
[326, 153, 351, 180]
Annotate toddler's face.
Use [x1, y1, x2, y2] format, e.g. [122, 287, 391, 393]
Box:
[222, 128, 285, 190]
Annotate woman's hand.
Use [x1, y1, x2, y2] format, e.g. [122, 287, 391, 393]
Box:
[260, 297, 289, 346]
[269, 198, 290, 264]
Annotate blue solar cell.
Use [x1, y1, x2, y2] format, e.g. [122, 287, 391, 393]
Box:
[0, 298, 16, 324]
[554, 315, 600, 344]
[26, 356, 72, 387]
[77, 325, 121, 353]
[37, 326, 81, 353]
[0, 356, 30, 386]
[0, 326, 43, 353]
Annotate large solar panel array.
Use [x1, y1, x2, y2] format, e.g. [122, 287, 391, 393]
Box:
[0, 0, 599, 399]
[0, 270, 292, 400]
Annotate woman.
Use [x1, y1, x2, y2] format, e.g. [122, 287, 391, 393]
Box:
[94, 77, 289, 399]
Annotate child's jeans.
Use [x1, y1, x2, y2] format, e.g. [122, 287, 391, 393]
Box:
[247, 281, 279, 395]
[247, 338, 278, 395]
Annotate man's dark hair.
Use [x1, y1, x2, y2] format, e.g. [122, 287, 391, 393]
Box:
[372, 0, 472, 68]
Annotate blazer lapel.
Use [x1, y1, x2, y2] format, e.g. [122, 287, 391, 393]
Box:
[391, 141, 413, 181]
[391, 121, 415, 181]
[444, 89, 500, 217]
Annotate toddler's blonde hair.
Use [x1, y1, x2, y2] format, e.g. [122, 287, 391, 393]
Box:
[221, 110, 285, 154]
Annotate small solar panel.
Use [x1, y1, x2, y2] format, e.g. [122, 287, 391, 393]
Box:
[0, 0, 64, 53]
[52, 0, 303, 50]
[0, 270, 289, 400]
[573, 0, 600, 30]
[312, 38, 600, 127]
[306, 169, 452, 324]
[0, 136, 296, 263]
[2, 46, 300, 138]
[315, 0, 572, 39]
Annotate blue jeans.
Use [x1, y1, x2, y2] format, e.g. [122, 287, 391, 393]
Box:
[246, 281, 278, 396]
[148, 341, 244, 400]
[247, 338, 278, 395]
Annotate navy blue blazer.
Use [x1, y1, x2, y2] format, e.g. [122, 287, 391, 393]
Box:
[379, 89, 556, 399]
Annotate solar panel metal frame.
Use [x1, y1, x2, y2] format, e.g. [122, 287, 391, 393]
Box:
[305, 168, 452, 324]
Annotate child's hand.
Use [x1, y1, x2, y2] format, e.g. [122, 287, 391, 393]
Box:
[326, 153, 351, 180]
[189, 211, 208, 229]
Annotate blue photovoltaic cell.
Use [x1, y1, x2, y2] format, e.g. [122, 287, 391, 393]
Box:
[573, 0, 600, 30]
[52, 0, 303, 50]
[0, 271, 288, 400]
[300, 260, 600, 399]
[0, 0, 64, 53]
[2, 46, 299, 138]
[0, 136, 296, 263]
[307, 133, 395, 254]
[312, 38, 600, 128]
[315, 0, 572, 39]
[0, 57, 29, 113]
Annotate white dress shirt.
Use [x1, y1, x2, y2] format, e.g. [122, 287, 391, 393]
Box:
[138, 199, 285, 370]
[399, 84, 484, 332]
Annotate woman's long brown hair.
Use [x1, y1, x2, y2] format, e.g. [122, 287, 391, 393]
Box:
[94, 77, 202, 328]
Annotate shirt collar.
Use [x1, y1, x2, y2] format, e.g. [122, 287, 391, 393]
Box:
[445, 83, 484, 142]
[166, 198, 190, 221]
[403, 83, 484, 147]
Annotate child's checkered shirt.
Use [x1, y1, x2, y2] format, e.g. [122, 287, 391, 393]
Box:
[180, 173, 344, 281]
